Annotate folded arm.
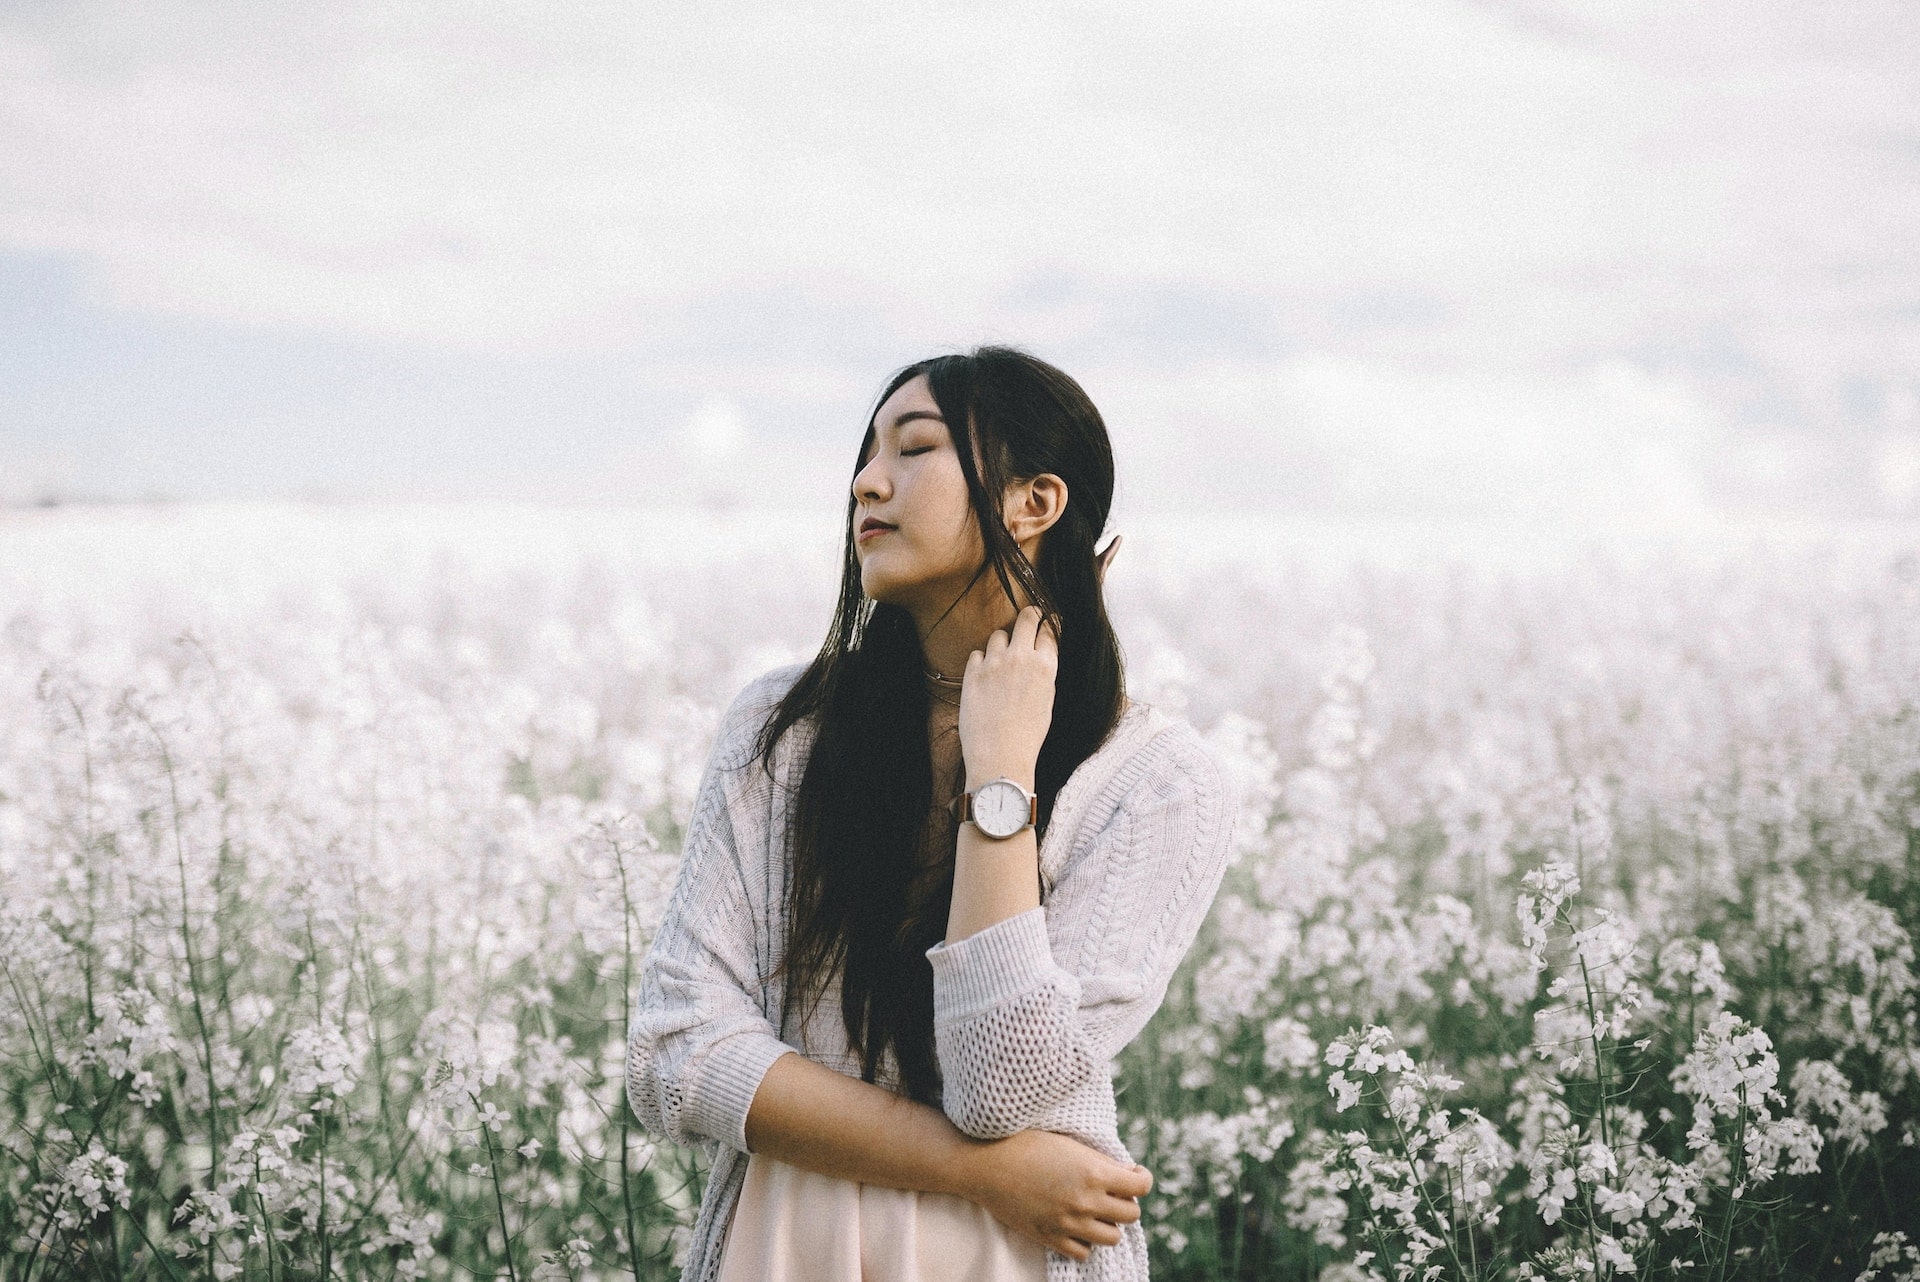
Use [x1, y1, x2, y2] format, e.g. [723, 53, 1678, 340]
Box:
[742, 1050, 985, 1196]
[624, 665, 1018, 1197]
[624, 744, 796, 1154]
[742, 1051, 1155, 1264]
[626, 789, 992, 1197]
[924, 729, 1240, 1140]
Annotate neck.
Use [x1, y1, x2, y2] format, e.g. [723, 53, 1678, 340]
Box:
[912, 592, 1029, 683]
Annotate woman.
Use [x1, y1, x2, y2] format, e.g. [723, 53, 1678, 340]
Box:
[626, 345, 1241, 1281]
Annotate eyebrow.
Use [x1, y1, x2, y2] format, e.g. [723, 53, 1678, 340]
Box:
[879, 409, 946, 432]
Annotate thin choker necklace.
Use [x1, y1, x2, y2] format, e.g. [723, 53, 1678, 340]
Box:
[924, 664, 962, 707]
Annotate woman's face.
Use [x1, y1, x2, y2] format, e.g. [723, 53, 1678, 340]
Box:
[851, 374, 985, 609]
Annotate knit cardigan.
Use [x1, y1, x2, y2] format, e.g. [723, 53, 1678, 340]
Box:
[625, 661, 1242, 1282]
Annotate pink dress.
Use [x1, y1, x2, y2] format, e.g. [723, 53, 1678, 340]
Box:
[714, 1151, 1050, 1282]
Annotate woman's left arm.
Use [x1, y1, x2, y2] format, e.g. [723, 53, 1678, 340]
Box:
[925, 729, 1240, 1140]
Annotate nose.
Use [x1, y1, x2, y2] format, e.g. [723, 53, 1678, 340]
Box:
[853, 451, 889, 505]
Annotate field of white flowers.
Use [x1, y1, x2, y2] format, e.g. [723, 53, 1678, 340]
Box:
[3, 505, 1918, 1281]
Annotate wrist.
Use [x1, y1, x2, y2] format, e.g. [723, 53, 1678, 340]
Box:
[939, 1129, 996, 1202]
[963, 762, 1036, 793]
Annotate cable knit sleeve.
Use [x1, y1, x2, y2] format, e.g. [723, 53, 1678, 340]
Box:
[625, 670, 802, 1156]
[923, 725, 1240, 1140]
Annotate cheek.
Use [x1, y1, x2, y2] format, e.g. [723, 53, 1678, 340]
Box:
[937, 470, 977, 533]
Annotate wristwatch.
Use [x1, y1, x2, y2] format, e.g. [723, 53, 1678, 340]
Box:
[949, 776, 1038, 840]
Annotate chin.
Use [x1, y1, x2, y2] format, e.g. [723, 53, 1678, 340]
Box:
[859, 570, 922, 608]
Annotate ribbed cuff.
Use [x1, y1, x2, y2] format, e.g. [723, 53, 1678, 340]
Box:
[925, 906, 1075, 1024]
[687, 1030, 798, 1154]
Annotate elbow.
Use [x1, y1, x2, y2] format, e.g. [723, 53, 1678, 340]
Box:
[947, 1106, 1028, 1142]
[624, 1037, 664, 1135]
[623, 975, 721, 1151]
[942, 1064, 1097, 1140]
[624, 1028, 686, 1148]
[628, 1017, 794, 1156]
[937, 1041, 1100, 1141]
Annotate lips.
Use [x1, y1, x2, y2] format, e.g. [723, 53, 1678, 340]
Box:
[859, 518, 897, 535]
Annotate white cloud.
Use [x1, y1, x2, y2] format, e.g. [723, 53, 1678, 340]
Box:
[2, 0, 1914, 366]
[1875, 432, 1920, 508]
[3, 0, 1916, 519]
[676, 399, 747, 465]
[0, 442, 82, 505]
[561, 404, 848, 513]
[1089, 354, 1719, 520]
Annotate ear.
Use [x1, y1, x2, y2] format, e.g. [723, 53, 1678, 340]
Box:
[1005, 473, 1069, 544]
[1096, 533, 1122, 586]
[1006, 477, 1067, 533]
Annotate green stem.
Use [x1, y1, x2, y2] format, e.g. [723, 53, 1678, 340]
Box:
[1378, 1078, 1469, 1280]
[1710, 1086, 1749, 1282]
[257, 1179, 280, 1282]
[474, 1095, 524, 1282]
[1577, 953, 1615, 1154]
[1337, 1146, 1400, 1281]
[1576, 1178, 1606, 1281]
[115, 1201, 190, 1282]
[20, 1187, 71, 1282]
[137, 706, 223, 1186]
[614, 833, 648, 1280]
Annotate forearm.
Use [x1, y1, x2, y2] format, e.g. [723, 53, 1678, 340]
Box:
[946, 760, 1040, 942]
[741, 1049, 986, 1199]
[927, 757, 1093, 1139]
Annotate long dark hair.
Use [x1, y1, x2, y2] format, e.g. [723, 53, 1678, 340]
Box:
[746, 344, 1128, 1106]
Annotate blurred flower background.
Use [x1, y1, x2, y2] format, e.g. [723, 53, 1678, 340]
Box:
[4, 2, 1920, 1279]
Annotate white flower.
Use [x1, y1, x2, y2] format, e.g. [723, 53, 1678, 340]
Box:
[284, 1021, 363, 1105]
[51, 1142, 131, 1230]
[1791, 1059, 1889, 1154]
[1262, 1017, 1320, 1074]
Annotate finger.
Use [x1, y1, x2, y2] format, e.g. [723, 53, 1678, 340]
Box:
[1110, 1164, 1153, 1197]
[1093, 1194, 1141, 1224]
[1011, 603, 1041, 649]
[986, 624, 1009, 653]
[1035, 611, 1059, 654]
[1072, 1217, 1124, 1247]
[1055, 1238, 1092, 1262]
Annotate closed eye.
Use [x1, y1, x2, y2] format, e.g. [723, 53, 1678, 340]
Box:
[902, 447, 934, 457]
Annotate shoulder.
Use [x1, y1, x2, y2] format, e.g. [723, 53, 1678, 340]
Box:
[711, 660, 812, 771]
[1040, 707, 1243, 917]
[732, 659, 810, 716]
[1114, 709, 1240, 832]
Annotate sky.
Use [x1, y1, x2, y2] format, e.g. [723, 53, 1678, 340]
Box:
[3, 0, 1917, 523]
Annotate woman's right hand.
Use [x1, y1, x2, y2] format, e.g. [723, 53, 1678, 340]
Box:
[961, 1129, 1154, 1262]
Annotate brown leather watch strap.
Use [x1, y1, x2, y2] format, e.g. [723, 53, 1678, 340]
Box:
[948, 787, 1039, 827]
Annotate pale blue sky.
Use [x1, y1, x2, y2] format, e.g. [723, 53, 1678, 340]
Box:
[4, 0, 1917, 520]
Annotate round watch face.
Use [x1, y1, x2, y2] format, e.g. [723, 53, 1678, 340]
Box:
[973, 779, 1031, 838]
